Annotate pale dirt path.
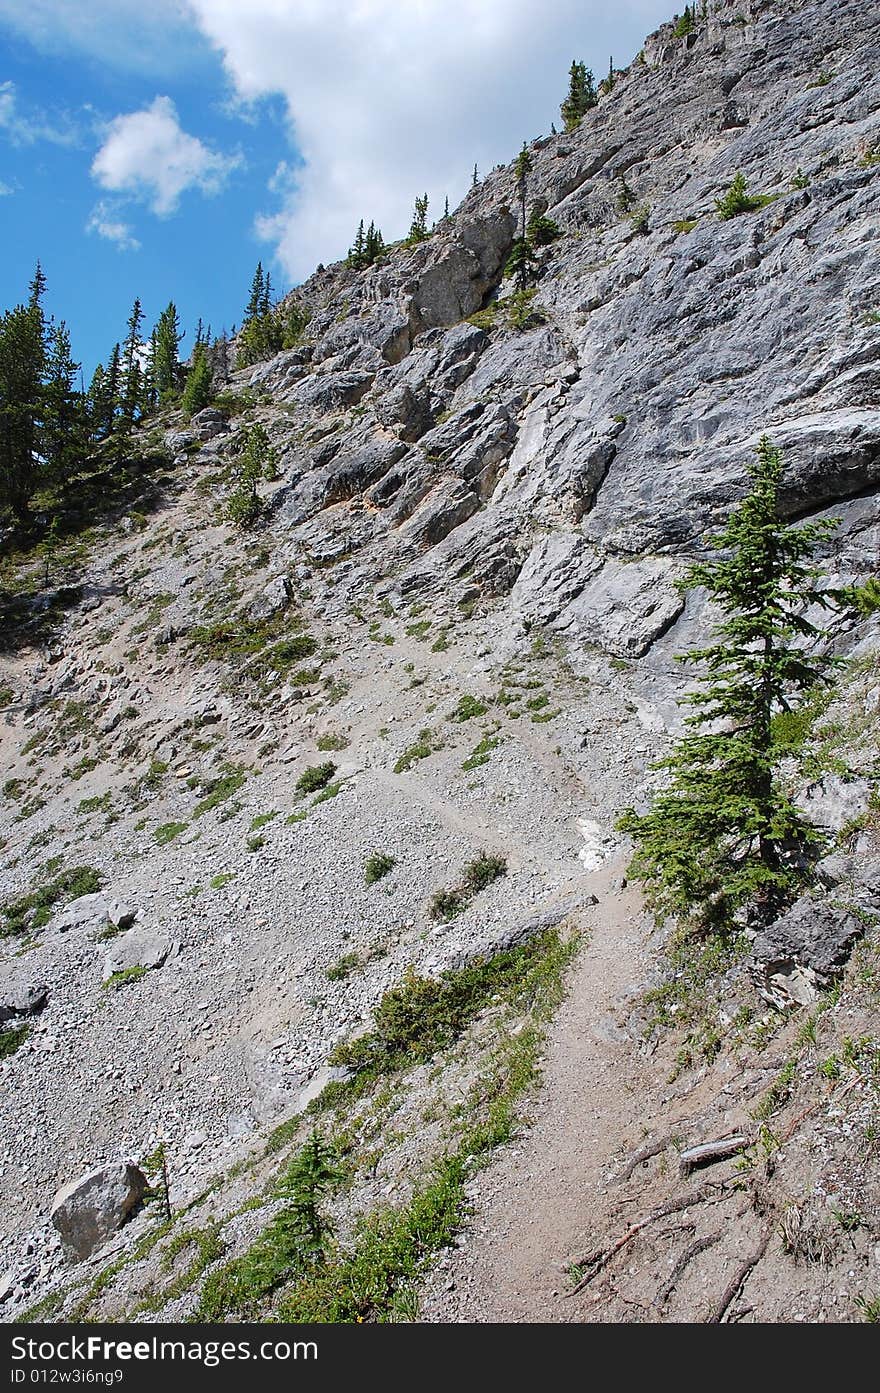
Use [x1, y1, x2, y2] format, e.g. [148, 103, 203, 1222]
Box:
[422, 861, 657, 1323]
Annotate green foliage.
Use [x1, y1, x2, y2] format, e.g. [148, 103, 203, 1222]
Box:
[791, 167, 810, 190]
[673, 6, 696, 38]
[103, 965, 149, 991]
[316, 732, 349, 752]
[408, 193, 430, 245]
[462, 852, 507, 893]
[193, 768, 246, 818]
[2, 865, 102, 937]
[429, 852, 506, 921]
[504, 239, 538, 285]
[620, 437, 841, 928]
[715, 171, 767, 220]
[326, 929, 558, 1100]
[448, 694, 487, 722]
[0, 1024, 30, 1059]
[278, 1153, 465, 1322]
[616, 177, 637, 214]
[855, 1292, 880, 1322]
[197, 1135, 342, 1319]
[461, 735, 501, 770]
[507, 288, 542, 330]
[673, 218, 699, 234]
[630, 204, 650, 235]
[0, 264, 87, 522]
[226, 424, 276, 527]
[365, 852, 396, 885]
[348, 220, 385, 269]
[843, 576, 880, 616]
[236, 262, 309, 368]
[560, 59, 597, 131]
[394, 729, 436, 773]
[430, 888, 467, 921]
[152, 302, 183, 404]
[153, 822, 188, 845]
[296, 762, 337, 797]
[326, 953, 361, 982]
[181, 344, 213, 416]
[526, 210, 561, 247]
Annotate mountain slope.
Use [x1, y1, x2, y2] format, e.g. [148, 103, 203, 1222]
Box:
[1, 0, 878, 1323]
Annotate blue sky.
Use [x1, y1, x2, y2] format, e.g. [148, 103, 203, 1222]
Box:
[0, 0, 672, 380]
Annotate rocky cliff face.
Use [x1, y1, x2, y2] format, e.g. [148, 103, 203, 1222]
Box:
[0, 0, 878, 1323]
[246, 0, 879, 653]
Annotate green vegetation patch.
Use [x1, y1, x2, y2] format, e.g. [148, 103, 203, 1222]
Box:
[448, 694, 488, 723]
[0, 1024, 31, 1059]
[277, 928, 578, 1322]
[316, 732, 349, 752]
[193, 767, 247, 818]
[461, 735, 501, 771]
[318, 922, 542, 1113]
[430, 852, 507, 921]
[189, 613, 317, 683]
[326, 953, 361, 982]
[2, 865, 103, 938]
[365, 852, 396, 886]
[103, 965, 149, 991]
[296, 762, 337, 797]
[154, 821, 188, 845]
[393, 729, 438, 774]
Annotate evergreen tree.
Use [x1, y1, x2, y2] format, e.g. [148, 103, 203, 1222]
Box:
[620, 438, 841, 928]
[616, 175, 637, 214]
[511, 143, 535, 291]
[472, 163, 479, 187]
[0, 298, 46, 520]
[86, 363, 113, 441]
[348, 219, 366, 269]
[599, 56, 616, 96]
[560, 60, 597, 132]
[674, 6, 697, 38]
[116, 297, 144, 454]
[527, 206, 561, 247]
[245, 263, 265, 322]
[409, 192, 429, 243]
[43, 320, 82, 481]
[444, 195, 450, 219]
[104, 343, 121, 438]
[153, 301, 183, 404]
[226, 423, 271, 526]
[364, 221, 384, 264]
[181, 343, 213, 416]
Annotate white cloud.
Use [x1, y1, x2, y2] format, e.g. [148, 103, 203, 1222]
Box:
[85, 201, 141, 252]
[0, 179, 13, 195]
[184, 0, 673, 281]
[91, 95, 241, 215]
[0, 79, 81, 146]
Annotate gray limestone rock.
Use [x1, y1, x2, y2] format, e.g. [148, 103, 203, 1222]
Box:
[50, 1163, 147, 1261]
[750, 897, 868, 1008]
[0, 981, 48, 1025]
[103, 928, 172, 979]
[51, 894, 136, 938]
[553, 557, 685, 657]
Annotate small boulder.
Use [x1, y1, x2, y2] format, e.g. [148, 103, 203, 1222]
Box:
[103, 928, 172, 980]
[190, 407, 229, 441]
[0, 981, 48, 1026]
[750, 897, 867, 1009]
[50, 1162, 147, 1261]
[52, 894, 135, 937]
[248, 575, 293, 622]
